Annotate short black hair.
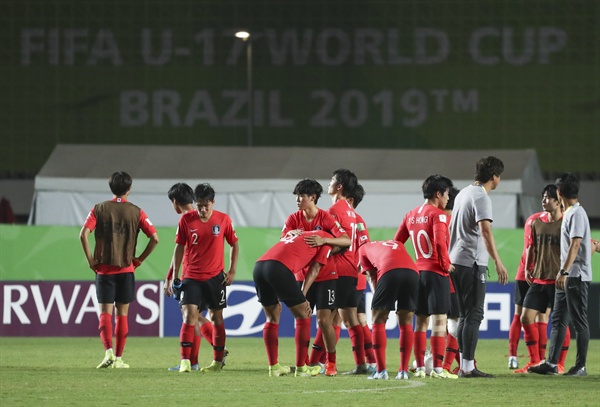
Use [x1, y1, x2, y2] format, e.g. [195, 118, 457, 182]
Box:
[168, 183, 195, 205]
[293, 179, 323, 204]
[542, 184, 559, 200]
[348, 183, 365, 209]
[422, 175, 453, 200]
[194, 183, 216, 202]
[475, 156, 504, 183]
[108, 171, 132, 196]
[555, 173, 579, 199]
[332, 168, 358, 197]
[446, 187, 460, 211]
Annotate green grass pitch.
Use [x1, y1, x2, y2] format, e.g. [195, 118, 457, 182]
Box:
[1, 337, 598, 406]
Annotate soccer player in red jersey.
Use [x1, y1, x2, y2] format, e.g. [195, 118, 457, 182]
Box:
[395, 175, 457, 379]
[358, 240, 420, 380]
[163, 183, 221, 371]
[281, 178, 350, 376]
[348, 185, 377, 373]
[254, 230, 334, 377]
[306, 169, 368, 375]
[168, 183, 239, 373]
[80, 171, 159, 369]
[507, 209, 545, 369]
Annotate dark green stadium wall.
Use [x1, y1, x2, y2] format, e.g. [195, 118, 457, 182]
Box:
[3, 0, 599, 175]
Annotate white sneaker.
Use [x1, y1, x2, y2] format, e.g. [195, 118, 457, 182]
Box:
[367, 370, 389, 380]
[508, 356, 518, 369]
[395, 370, 410, 380]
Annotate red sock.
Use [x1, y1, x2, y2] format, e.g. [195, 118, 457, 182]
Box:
[372, 323, 387, 371]
[536, 322, 548, 362]
[98, 313, 113, 350]
[399, 324, 414, 372]
[309, 328, 325, 365]
[114, 315, 128, 358]
[348, 325, 366, 365]
[295, 318, 311, 367]
[200, 322, 214, 346]
[190, 335, 201, 365]
[443, 333, 459, 371]
[213, 323, 226, 362]
[430, 335, 445, 369]
[523, 323, 540, 364]
[263, 322, 279, 366]
[327, 351, 336, 364]
[558, 326, 570, 366]
[180, 323, 195, 360]
[362, 324, 376, 364]
[414, 331, 427, 367]
[508, 314, 522, 357]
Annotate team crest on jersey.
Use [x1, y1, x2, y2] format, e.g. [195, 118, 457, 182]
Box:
[438, 214, 447, 223]
[315, 226, 323, 230]
[212, 225, 221, 236]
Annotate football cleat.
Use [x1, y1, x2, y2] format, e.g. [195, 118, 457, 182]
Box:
[430, 369, 458, 379]
[96, 349, 116, 369]
[179, 359, 192, 373]
[200, 360, 223, 373]
[268, 363, 291, 377]
[295, 365, 320, 377]
[367, 370, 389, 380]
[395, 370, 410, 380]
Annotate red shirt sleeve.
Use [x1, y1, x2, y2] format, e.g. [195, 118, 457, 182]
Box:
[83, 208, 96, 230]
[433, 217, 451, 272]
[138, 209, 157, 237]
[394, 216, 409, 243]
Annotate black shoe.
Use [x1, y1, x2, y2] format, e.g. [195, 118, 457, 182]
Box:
[458, 368, 494, 378]
[563, 366, 587, 376]
[528, 362, 558, 375]
[342, 364, 369, 375]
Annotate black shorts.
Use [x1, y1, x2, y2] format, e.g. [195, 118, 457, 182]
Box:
[306, 280, 337, 311]
[96, 273, 135, 304]
[448, 291, 460, 319]
[356, 290, 366, 314]
[180, 273, 227, 311]
[335, 276, 359, 308]
[253, 260, 306, 308]
[523, 283, 555, 313]
[371, 269, 419, 312]
[416, 271, 451, 316]
[513, 280, 530, 306]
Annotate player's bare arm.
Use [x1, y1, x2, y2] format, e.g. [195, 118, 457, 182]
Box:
[79, 226, 99, 272]
[479, 219, 508, 284]
[223, 241, 240, 286]
[304, 233, 350, 248]
[556, 237, 582, 290]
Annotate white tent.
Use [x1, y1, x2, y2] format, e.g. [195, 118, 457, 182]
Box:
[30, 145, 545, 228]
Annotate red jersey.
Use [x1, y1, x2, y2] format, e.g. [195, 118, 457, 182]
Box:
[516, 212, 544, 281]
[175, 210, 238, 281]
[259, 230, 332, 273]
[358, 240, 419, 282]
[355, 213, 370, 290]
[282, 207, 347, 282]
[83, 198, 156, 275]
[322, 199, 358, 278]
[281, 208, 346, 237]
[394, 203, 451, 276]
